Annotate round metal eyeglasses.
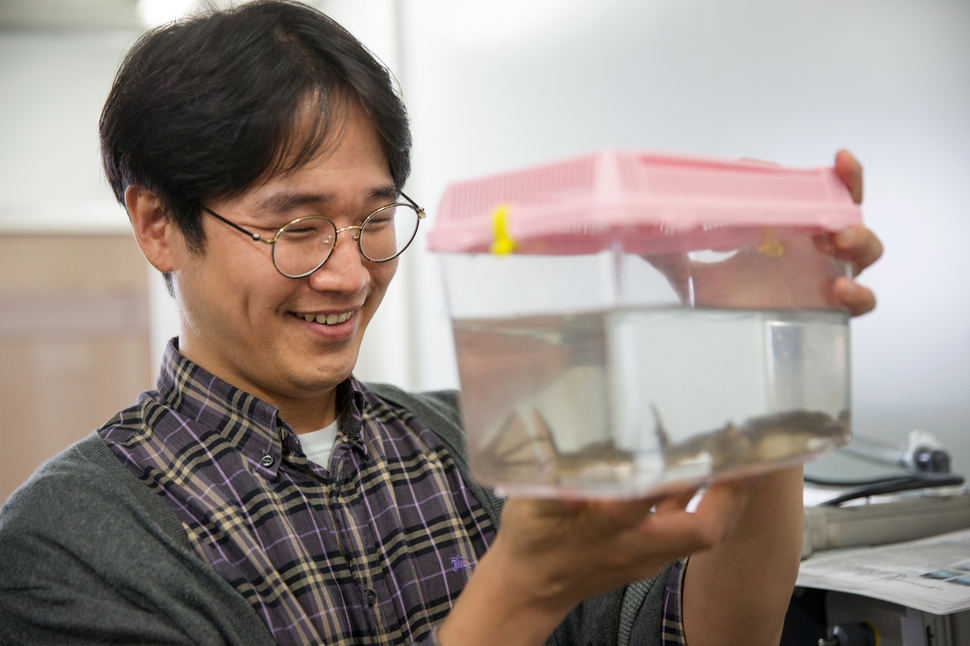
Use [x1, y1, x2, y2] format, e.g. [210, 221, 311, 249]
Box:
[201, 193, 426, 279]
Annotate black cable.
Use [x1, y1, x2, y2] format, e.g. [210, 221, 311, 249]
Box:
[804, 473, 945, 487]
[811, 472, 965, 507]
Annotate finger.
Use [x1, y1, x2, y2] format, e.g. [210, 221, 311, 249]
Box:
[633, 479, 751, 553]
[833, 225, 883, 273]
[834, 149, 863, 204]
[590, 497, 666, 530]
[833, 276, 877, 317]
[593, 485, 702, 530]
[694, 478, 752, 519]
[654, 487, 699, 515]
[500, 497, 581, 527]
[683, 479, 752, 544]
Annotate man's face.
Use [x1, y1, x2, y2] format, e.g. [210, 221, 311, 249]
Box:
[170, 103, 397, 425]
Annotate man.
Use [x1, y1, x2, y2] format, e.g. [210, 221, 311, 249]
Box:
[0, 2, 882, 645]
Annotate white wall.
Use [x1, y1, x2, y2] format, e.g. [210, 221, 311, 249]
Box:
[394, 0, 970, 474]
[3, 0, 968, 475]
[0, 30, 136, 232]
[314, 0, 420, 389]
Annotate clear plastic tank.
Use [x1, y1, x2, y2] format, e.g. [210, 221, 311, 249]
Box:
[429, 150, 861, 497]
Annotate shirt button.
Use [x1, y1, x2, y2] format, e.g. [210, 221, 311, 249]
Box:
[260, 454, 275, 467]
[365, 589, 377, 606]
[278, 427, 289, 441]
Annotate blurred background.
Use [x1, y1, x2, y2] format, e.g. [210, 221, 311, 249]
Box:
[1, 0, 968, 501]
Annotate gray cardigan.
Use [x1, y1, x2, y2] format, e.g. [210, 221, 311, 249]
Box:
[0, 384, 670, 645]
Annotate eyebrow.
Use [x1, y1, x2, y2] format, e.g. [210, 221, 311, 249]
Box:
[255, 185, 400, 214]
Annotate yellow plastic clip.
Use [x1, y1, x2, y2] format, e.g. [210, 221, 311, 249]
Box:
[490, 204, 516, 255]
[757, 227, 784, 257]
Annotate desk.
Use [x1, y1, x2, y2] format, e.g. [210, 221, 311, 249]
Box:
[784, 587, 970, 646]
[786, 513, 970, 646]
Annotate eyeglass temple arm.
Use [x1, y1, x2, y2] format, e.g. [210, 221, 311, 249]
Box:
[399, 192, 426, 219]
[201, 205, 267, 242]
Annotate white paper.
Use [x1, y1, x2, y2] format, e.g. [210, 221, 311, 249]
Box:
[797, 528, 970, 614]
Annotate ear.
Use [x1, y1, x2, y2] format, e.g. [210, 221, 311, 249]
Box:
[125, 185, 179, 273]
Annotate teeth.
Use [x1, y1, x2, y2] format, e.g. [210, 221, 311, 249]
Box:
[303, 311, 353, 325]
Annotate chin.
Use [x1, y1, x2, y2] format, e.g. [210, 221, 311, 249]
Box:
[301, 358, 357, 387]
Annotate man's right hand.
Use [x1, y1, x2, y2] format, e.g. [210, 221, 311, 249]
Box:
[436, 479, 753, 646]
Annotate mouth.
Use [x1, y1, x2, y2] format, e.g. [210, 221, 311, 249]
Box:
[293, 310, 355, 326]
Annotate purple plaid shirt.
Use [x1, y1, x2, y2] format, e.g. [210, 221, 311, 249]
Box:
[99, 341, 685, 645]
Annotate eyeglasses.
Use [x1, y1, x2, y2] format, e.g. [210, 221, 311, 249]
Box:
[201, 193, 426, 279]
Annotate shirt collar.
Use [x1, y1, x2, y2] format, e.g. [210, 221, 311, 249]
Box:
[157, 338, 365, 477]
[336, 377, 365, 443]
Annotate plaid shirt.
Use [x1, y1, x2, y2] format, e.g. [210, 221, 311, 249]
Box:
[100, 341, 685, 645]
[661, 560, 687, 645]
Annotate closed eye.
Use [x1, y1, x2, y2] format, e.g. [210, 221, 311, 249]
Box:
[367, 214, 394, 227]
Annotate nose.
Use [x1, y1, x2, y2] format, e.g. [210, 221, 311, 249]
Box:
[307, 228, 368, 294]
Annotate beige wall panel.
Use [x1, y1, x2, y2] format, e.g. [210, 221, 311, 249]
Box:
[0, 233, 153, 503]
[0, 233, 145, 294]
[0, 337, 151, 500]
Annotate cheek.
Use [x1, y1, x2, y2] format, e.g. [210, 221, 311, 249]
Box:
[368, 259, 398, 303]
[356, 260, 397, 333]
[185, 246, 290, 326]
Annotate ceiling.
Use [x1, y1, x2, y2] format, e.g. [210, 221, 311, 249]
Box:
[0, 0, 142, 30]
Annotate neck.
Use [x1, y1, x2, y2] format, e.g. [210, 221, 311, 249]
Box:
[174, 339, 342, 436]
[276, 391, 340, 435]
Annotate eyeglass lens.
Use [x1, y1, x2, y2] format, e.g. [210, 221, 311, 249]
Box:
[272, 204, 420, 277]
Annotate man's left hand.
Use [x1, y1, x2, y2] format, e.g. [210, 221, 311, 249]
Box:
[831, 149, 883, 317]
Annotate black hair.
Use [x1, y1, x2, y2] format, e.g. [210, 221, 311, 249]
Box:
[100, 0, 411, 263]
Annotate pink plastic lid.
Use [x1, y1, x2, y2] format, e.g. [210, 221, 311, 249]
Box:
[427, 149, 862, 255]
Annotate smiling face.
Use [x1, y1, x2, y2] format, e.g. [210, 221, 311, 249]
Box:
[169, 102, 397, 431]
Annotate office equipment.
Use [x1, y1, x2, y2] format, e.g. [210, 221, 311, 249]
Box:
[796, 523, 970, 646]
[803, 493, 970, 559]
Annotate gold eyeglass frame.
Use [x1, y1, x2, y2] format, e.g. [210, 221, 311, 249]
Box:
[201, 192, 426, 279]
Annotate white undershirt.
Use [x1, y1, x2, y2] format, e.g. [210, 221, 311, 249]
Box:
[298, 419, 340, 468]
